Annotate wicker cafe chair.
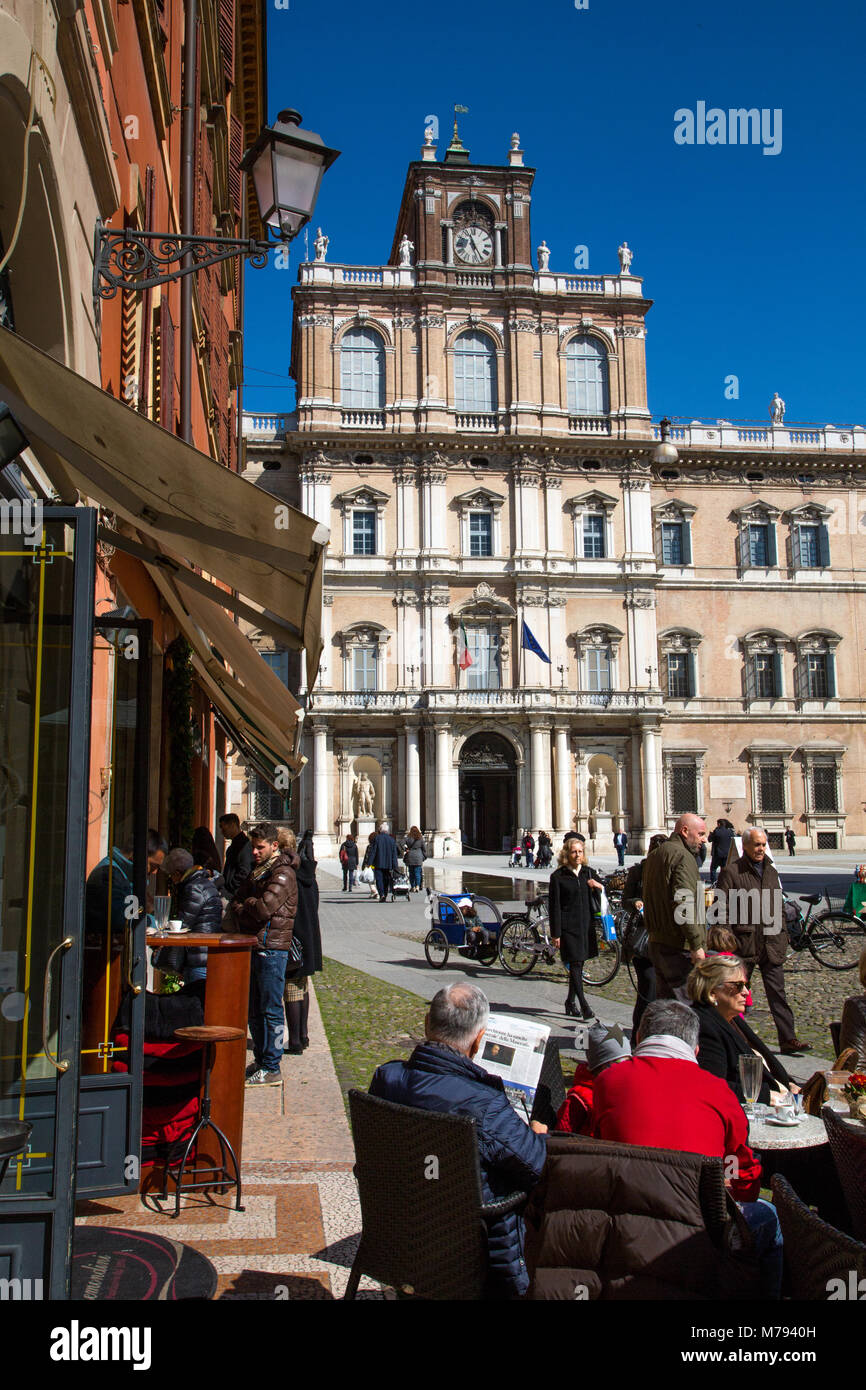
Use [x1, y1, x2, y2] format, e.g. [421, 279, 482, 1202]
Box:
[771, 1174, 866, 1301]
[829, 1021, 842, 1056]
[822, 1104, 866, 1242]
[345, 1089, 528, 1300]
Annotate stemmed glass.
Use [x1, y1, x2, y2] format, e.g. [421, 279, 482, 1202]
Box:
[739, 1055, 764, 1119]
[153, 895, 171, 931]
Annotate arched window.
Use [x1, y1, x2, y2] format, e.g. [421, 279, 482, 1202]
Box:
[453, 331, 497, 414]
[565, 335, 609, 416]
[340, 328, 385, 409]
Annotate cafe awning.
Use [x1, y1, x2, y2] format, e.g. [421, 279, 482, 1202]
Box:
[0, 327, 327, 687]
[145, 559, 306, 783]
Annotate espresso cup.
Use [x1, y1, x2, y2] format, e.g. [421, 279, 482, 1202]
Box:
[168, 919, 184, 933]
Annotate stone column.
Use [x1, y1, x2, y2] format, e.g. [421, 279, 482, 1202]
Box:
[312, 723, 330, 848]
[615, 750, 627, 830]
[641, 723, 662, 834]
[625, 589, 658, 689]
[394, 463, 418, 561]
[443, 222, 454, 266]
[420, 463, 448, 558]
[426, 587, 451, 687]
[554, 725, 571, 833]
[494, 224, 506, 268]
[434, 722, 458, 854]
[512, 459, 542, 558]
[381, 747, 393, 825]
[529, 720, 551, 830]
[405, 721, 421, 832]
[544, 472, 564, 557]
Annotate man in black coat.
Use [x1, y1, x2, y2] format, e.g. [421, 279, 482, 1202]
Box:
[220, 813, 252, 898]
[154, 847, 223, 1003]
[369, 983, 547, 1299]
[715, 827, 810, 1055]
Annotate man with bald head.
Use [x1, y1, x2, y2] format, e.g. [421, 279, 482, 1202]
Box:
[369, 982, 547, 1298]
[716, 827, 809, 1055]
[641, 813, 708, 1002]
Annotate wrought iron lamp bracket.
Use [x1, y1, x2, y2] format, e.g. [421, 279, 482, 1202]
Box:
[92, 220, 278, 303]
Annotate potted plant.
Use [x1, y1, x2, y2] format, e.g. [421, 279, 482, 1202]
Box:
[842, 1072, 866, 1122]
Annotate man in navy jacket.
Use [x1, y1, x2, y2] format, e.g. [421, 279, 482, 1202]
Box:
[370, 821, 399, 903]
[369, 983, 547, 1298]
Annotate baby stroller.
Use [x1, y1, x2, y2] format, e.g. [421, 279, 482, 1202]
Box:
[390, 865, 411, 901]
[508, 844, 523, 868]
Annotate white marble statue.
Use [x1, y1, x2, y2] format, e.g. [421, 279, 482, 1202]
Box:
[591, 769, 609, 813]
[352, 772, 375, 817]
[537, 240, 551, 271]
[424, 126, 435, 147]
[770, 392, 786, 424]
[618, 241, 633, 274]
[314, 227, 329, 262]
[511, 132, 521, 150]
[398, 235, 414, 267]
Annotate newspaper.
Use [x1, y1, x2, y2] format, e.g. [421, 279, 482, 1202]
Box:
[479, 1013, 550, 1122]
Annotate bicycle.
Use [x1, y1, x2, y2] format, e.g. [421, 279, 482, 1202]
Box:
[784, 891, 866, 971]
[497, 881, 623, 986]
[423, 891, 504, 970]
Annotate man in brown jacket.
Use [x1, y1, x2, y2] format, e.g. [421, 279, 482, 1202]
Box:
[642, 814, 707, 1002]
[235, 822, 299, 1085]
[715, 827, 809, 1055]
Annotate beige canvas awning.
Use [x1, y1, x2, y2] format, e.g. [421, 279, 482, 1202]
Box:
[0, 326, 327, 686]
[147, 559, 306, 782]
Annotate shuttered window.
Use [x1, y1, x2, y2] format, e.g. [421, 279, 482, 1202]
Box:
[159, 297, 175, 432]
[340, 329, 385, 409]
[454, 331, 497, 413]
[565, 335, 609, 415]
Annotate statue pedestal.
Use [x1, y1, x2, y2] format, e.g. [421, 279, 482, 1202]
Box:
[590, 810, 614, 854]
[355, 815, 375, 845]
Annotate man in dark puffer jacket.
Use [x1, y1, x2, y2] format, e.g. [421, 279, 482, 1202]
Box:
[369, 983, 547, 1298]
[234, 822, 299, 1086]
[153, 848, 223, 1004]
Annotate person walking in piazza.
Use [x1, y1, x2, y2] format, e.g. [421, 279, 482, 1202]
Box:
[522, 830, 535, 868]
[371, 820, 399, 903]
[785, 826, 796, 857]
[339, 832, 359, 891]
[715, 827, 811, 1056]
[641, 813, 707, 1002]
[403, 825, 427, 891]
[548, 837, 606, 1021]
[613, 828, 628, 867]
[707, 818, 736, 886]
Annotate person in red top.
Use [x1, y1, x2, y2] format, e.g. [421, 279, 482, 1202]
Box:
[592, 998, 782, 1298]
[556, 1019, 631, 1134]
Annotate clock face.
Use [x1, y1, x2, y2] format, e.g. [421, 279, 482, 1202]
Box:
[454, 223, 494, 265]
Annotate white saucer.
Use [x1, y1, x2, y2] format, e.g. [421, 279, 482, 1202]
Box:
[765, 1115, 802, 1127]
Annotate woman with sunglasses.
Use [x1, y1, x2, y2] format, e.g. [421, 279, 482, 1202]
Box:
[687, 956, 794, 1106]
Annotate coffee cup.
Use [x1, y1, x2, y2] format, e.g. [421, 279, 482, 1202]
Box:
[168, 919, 184, 933]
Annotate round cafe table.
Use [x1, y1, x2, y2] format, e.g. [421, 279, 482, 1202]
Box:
[748, 1109, 828, 1152]
[748, 1105, 847, 1227]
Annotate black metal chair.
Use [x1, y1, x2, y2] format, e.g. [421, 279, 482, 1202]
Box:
[822, 1104, 866, 1242]
[345, 1088, 527, 1300]
[771, 1173, 866, 1300]
[829, 1020, 842, 1056]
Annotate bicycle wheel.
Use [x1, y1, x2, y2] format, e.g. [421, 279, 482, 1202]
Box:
[476, 942, 498, 966]
[582, 923, 622, 986]
[497, 919, 541, 976]
[424, 927, 450, 969]
[807, 912, 866, 970]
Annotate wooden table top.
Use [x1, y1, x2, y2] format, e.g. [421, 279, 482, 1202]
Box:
[146, 932, 256, 948]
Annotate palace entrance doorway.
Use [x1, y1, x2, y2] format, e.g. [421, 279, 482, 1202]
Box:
[458, 733, 517, 854]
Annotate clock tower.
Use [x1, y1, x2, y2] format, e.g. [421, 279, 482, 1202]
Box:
[389, 126, 535, 288]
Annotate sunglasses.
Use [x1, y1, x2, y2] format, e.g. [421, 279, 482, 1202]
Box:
[721, 980, 749, 994]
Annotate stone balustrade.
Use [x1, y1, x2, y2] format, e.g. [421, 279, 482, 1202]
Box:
[651, 421, 866, 452]
[303, 688, 664, 715]
[241, 412, 295, 437]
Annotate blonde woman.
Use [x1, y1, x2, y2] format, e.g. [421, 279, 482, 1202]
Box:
[687, 955, 794, 1106]
[548, 838, 605, 1020]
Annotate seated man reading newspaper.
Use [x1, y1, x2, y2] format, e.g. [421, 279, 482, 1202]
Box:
[369, 983, 547, 1299]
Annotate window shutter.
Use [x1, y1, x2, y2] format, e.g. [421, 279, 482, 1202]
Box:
[767, 523, 778, 567]
[687, 651, 696, 699]
[745, 651, 757, 703]
[229, 114, 243, 221]
[218, 0, 235, 88]
[159, 297, 175, 432]
[681, 520, 692, 565]
[790, 524, 802, 568]
[772, 650, 783, 700]
[817, 523, 831, 568]
[827, 653, 837, 698]
[737, 523, 750, 571]
[795, 651, 807, 702]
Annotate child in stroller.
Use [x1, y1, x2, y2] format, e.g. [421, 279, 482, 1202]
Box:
[508, 843, 523, 868]
[390, 865, 411, 901]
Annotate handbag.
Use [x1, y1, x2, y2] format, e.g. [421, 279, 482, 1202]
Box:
[621, 910, 650, 963]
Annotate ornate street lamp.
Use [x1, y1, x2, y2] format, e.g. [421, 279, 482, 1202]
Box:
[652, 417, 679, 466]
[92, 110, 339, 306]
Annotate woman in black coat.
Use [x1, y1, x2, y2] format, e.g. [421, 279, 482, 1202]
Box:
[278, 828, 323, 1054]
[548, 838, 605, 1020]
[687, 956, 793, 1104]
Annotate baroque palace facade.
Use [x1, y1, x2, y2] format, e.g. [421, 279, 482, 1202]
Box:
[243, 128, 866, 856]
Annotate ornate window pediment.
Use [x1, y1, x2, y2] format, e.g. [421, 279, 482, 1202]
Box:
[733, 500, 781, 523]
[571, 624, 624, 657]
[652, 498, 697, 521]
[453, 487, 506, 512]
[784, 502, 834, 523]
[565, 490, 618, 516]
[453, 582, 517, 621]
[742, 629, 790, 655]
[334, 485, 390, 509]
[658, 627, 701, 654]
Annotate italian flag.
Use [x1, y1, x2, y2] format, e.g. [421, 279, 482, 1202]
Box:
[458, 621, 473, 670]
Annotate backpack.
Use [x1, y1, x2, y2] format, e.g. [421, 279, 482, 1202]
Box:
[339, 846, 349, 866]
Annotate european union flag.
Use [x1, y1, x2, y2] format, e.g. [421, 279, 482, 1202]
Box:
[521, 620, 550, 664]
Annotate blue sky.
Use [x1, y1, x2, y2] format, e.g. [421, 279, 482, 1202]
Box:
[242, 0, 865, 426]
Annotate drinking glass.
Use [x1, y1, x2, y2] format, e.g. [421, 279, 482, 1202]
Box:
[739, 1055, 764, 1118]
[153, 895, 171, 930]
